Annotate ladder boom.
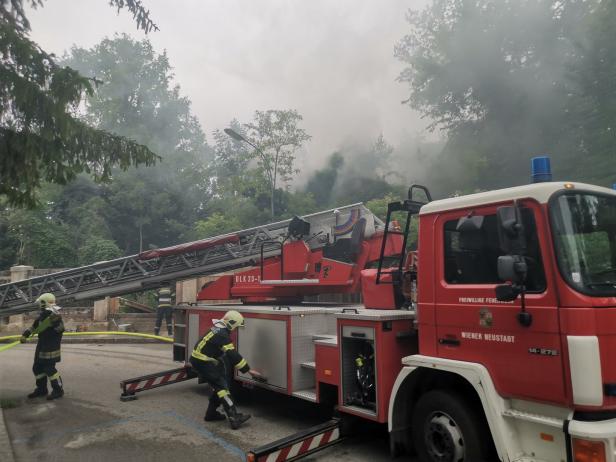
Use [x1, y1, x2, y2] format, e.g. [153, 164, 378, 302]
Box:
[0, 204, 381, 315]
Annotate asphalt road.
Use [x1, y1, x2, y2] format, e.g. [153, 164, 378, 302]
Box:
[0, 343, 396, 462]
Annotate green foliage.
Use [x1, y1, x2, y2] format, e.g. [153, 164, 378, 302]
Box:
[565, 0, 616, 186]
[2, 207, 77, 267]
[0, 0, 159, 208]
[192, 213, 242, 239]
[63, 35, 211, 253]
[305, 152, 344, 208]
[210, 120, 259, 198]
[395, 0, 600, 191]
[365, 194, 399, 222]
[245, 109, 311, 217]
[366, 194, 419, 249]
[78, 237, 122, 265]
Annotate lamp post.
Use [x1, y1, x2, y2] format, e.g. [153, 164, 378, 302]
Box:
[224, 128, 276, 219]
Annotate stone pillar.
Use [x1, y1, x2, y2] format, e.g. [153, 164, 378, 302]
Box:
[7, 265, 34, 328]
[109, 297, 120, 315]
[177, 279, 198, 304]
[10, 265, 33, 282]
[93, 297, 111, 322]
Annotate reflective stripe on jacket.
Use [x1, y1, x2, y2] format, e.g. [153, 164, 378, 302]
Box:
[191, 326, 249, 373]
[157, 288, 173, 308]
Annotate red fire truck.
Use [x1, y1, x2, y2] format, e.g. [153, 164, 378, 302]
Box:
[2, 161, 615, 462]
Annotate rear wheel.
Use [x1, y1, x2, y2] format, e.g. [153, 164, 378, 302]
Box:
[411, 390, 493, 462]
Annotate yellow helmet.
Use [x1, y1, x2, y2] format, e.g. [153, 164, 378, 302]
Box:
[222, 310, 245, 331]
[35, 293, 56, 309]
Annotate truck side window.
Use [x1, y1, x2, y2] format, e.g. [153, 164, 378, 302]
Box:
[444, 211, 546, 291]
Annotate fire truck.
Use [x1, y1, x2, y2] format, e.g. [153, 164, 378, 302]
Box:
[2, 158, 616, 462]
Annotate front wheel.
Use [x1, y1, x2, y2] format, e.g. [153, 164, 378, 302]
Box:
[411, 390, 494, 462]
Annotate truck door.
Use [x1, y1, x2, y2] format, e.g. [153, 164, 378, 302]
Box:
[434, 201, 567, 405]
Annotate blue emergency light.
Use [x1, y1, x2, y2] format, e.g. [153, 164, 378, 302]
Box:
[531, 156, 552, 183]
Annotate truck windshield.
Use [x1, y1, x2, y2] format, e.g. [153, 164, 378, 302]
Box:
[550, 191, 616, 297]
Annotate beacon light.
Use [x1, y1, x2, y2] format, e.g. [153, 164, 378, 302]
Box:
[531, 156, 552, 183]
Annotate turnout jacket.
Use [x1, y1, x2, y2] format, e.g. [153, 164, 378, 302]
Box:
[191, 326, 250, 373]
[157, 287, 174, 308]
[24, 309, 65, 363]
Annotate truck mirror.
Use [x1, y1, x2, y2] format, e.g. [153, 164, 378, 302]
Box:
[497, 255, 527, 284]
[496, 255, 533, 327]
[497, 205, 527, 254]
[495, 284, 520, 302]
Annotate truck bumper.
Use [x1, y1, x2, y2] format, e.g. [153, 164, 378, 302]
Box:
[568, 416, 616, 461]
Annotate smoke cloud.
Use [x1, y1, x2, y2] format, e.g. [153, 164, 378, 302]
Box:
[27, 0, 432, 178]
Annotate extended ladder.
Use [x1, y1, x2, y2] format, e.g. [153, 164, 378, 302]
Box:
[0, 204, 382, 316]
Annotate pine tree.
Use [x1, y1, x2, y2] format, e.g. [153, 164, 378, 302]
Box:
[0, 0, 159, 207]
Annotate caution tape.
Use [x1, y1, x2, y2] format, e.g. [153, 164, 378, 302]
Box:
[0, 331, 173, 353]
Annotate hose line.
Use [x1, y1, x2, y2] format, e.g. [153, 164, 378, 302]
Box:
[0, 331, 173, 353]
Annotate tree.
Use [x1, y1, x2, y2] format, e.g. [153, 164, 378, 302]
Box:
[2, 207, 77, 268]
[63, 35, 211, 253]
[192, 213, 242, 239]
[395, 0, 594, 192]
[78, 237, 122, 265]
[0, 0, 159, 208]
[210, 119, 257, 198]
[244, 110, 311, 218]
[305, 152, 344, 207]
[565, 0, 616, 186]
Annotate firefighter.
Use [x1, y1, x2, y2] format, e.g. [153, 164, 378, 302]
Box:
[20, 293, 65, 400]
[189, 310, 260, 430]
[154, 283, 174, 336]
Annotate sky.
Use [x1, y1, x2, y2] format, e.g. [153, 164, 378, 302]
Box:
[27, 0, 431, 173]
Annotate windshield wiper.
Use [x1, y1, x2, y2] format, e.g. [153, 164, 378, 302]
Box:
[587, 282, 616, 288]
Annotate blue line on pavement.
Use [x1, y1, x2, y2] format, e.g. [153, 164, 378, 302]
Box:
[163, 410, 245, 461]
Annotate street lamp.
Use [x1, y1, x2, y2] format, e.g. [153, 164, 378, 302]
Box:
[224, 127, 276, 218]
[224, 128, 259, 151]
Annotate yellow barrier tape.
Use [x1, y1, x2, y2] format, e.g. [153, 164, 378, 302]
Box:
[0, 331, 173, 351]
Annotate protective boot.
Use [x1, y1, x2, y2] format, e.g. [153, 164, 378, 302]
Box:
[27, 377, 48, 398]
[154, 327, 160, 336]
[222, 398, 250, 430]
[47, 377, 64, 400]
[167, 326, 173, 337]
[204, 397, 226, 422]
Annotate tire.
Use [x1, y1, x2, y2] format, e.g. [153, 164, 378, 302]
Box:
[411, 390, 494, 462]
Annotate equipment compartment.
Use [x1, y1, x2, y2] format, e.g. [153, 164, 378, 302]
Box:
[340, 326, 377, 416]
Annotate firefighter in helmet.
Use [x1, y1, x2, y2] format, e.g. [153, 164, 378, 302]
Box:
[189, 310, 261, 429]
[20, 293, 65, 400]
[154, 283, 174, 336]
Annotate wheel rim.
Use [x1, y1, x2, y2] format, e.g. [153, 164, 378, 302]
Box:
[423, 411, 465, 462]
